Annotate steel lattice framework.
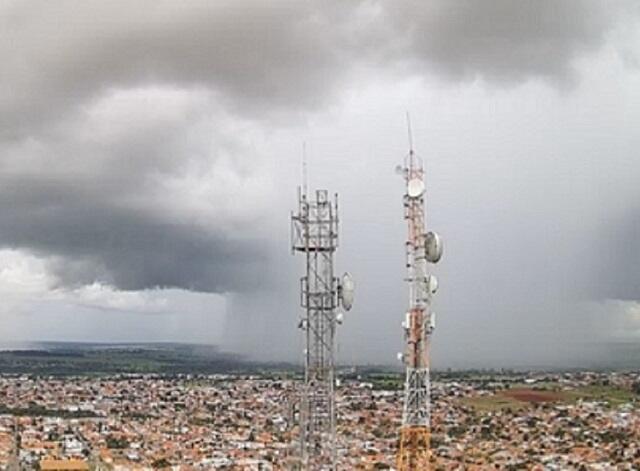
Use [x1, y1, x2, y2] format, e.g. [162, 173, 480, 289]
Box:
[291, 188, 341, 470]
[397, 145, 441, 470]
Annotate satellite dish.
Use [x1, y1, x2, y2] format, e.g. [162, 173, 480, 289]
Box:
[341, 272, 354, 311]
[425, 231, 443, 263]
[426, 274, 439, 295]
[336, 312, 344, 325]
[407, 178, 425, 198]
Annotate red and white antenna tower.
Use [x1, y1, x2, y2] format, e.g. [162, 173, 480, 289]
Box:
[396, 115, 443, 470]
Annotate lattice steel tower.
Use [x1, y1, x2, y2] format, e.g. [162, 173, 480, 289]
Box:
[291, 187, 353, 470]
[396, 133, 443, 470]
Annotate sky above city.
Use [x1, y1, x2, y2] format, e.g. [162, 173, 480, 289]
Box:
[1, 1, 639, 368]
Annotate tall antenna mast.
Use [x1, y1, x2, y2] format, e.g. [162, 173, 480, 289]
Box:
[396, 122, 443, 470]
[302, 142, 308, 196]
[406, 111, 414, 154]
[291, 184, 354, 470]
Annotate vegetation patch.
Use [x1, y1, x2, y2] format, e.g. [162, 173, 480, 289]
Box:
[365, 373, 404, 391]
[567, 385, 638, 407]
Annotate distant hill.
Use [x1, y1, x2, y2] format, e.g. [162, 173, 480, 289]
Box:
[0, 341, 297, 376]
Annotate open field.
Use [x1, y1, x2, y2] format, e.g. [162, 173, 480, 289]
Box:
[566, 384, 638, 406]
[463, 383, 638, 411]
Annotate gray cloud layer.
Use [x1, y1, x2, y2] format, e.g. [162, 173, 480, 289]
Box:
[3, 1, 633, 132]
[0, 85, 270, 293]
[1, 1, 361, 133]
[378, 1, 627, 85]
[1, 0, 634, 294]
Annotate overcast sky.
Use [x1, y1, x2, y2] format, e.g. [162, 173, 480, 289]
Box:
[1, 1, 639, 368]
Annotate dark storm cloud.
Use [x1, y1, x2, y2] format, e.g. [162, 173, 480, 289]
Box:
[2, 1, 634, 134]
[0, 0, 637, 300]
[0, 178, 266, 292]
[374, 0, 631, 86]
[0, 197, 266, 293]
[0, 1, 364, 295]
[0, 86, 271, 293]
[0, 0, 361, 133]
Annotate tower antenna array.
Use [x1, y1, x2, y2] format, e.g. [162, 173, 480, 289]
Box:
[291, 185, 353, 470]
[396, 127, 443, 470]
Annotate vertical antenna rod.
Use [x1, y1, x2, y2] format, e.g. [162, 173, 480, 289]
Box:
[396, 123, 443, 470]
[406, 111, 414, 154]
[302, 142, 308, 197]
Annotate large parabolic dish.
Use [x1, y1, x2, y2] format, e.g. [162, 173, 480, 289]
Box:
[407, 178, 425, 198]
[341, 272, 354, 311]
[425, 231, 443, 263]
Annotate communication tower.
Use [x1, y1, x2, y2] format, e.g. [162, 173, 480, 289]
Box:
[396, 125, 443, 470]
[291, 187, 354, 470]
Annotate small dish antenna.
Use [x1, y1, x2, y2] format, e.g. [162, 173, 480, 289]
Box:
[407, 178, 425, 198]
[425, 231, 443, 263]
[426, 274, 439, 295]
[428, 312, 436, 332]
[340, 272, 354, 311]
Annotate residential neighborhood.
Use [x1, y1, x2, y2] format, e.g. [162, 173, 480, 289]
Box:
[0, 371, 637, 469]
